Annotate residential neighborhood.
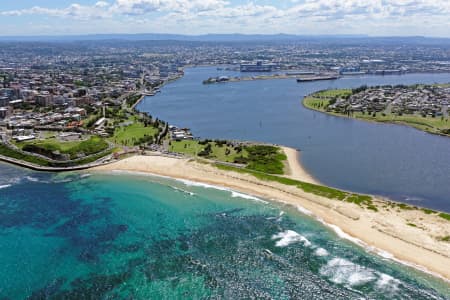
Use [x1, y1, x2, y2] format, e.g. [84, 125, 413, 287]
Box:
[329, 85, 450, 118]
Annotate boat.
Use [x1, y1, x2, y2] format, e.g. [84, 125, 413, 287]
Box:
[296, 75, 340, 82]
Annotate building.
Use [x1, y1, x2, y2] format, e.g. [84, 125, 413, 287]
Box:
[0, 107, 12, 119]
[240, 61, 273, 72]
[36, 92, 53, 106]
[0, 97, 9, 106]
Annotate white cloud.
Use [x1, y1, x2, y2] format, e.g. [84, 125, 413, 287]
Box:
[0, 3, 112, 20]
[95, 1, 110, 8]
[0, 0, 449, 36]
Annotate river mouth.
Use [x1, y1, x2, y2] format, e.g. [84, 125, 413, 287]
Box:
[137, 66, 450, 212]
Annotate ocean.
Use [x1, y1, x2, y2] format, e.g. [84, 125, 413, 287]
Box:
[0, 163, 448, 299]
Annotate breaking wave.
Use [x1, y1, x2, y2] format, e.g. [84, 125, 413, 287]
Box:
[314, 248, 329, 257]
[272, 230, 312, 247]
[230, 191, 267, 203]
[320, 258, 377, 287]
[170, 186, 195, 196]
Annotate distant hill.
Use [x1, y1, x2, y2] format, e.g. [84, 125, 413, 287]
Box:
[0, 33, 449, 45]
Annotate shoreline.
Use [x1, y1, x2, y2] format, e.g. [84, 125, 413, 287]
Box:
[280, 146, 319, 184]
[302, 91, 450, 138]
[91, 148, 450, 282]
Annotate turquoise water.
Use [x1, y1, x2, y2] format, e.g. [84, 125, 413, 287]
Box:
[0, 163, 449, 299]
[137, 67, 450, 212]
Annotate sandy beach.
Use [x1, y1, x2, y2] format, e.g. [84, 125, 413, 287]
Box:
[280, 146, 319, 184]
[92, 147, 450, 281]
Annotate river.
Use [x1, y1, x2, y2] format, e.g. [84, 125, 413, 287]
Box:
[137, 67, 450, 212]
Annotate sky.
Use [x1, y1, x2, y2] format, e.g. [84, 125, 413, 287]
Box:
[0, 0, 449, 37]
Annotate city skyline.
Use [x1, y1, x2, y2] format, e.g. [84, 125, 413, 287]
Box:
[1, 0, 450, 37]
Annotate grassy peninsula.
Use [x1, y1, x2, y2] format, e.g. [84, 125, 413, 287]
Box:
[303, 85, 450, 136]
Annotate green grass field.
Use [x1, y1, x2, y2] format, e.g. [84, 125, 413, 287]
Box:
[19, 136, 109, 160]
[170, 141, 287, 174]
[169, 140, 247, 163]
[352, 112, 449, 133]
[16, 138, 79, 151]
[111, 121, 159, 146]
[303, 89, 352, 111]
[303, 97, 331, 109]
[312, 89, 353, 98]
[244, 145, 287, 174]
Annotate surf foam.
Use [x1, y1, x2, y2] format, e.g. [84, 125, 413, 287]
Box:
[314, 248, 329, 257]
[231, 191, 267, 203]
[272, 230, 312, 247]
[296, 205, 313, 216]
[171, 186, 195, 196]
[25, 176, 39, 182]
[375, 273, 400, 293]
[320, 258, 377, 287]
[315, 217, 449, 282]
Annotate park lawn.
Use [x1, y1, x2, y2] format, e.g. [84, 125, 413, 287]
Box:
[170, 141, 287, 174]
[111, 121, 159, 146]
[169, 140, 247, 163]
[352, 112, 449, 133]
[169, 140, 203, 156]
[244, 145, 287, 174]
[19, 138, 84, 152]
[303, 89, 352, 111]
[19, 136, 109, 159]
[40, 131, 57, 139]
[313, 89, 352, 98]
[303, 97, 330, 110]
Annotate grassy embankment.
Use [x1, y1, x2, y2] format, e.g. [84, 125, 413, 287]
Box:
[303, 89, 450, 136]
[215, 162, 377, 211]
[17, 136, 109, 160]
[0, 142, 113, 167]
[213, 162, 450, 223]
